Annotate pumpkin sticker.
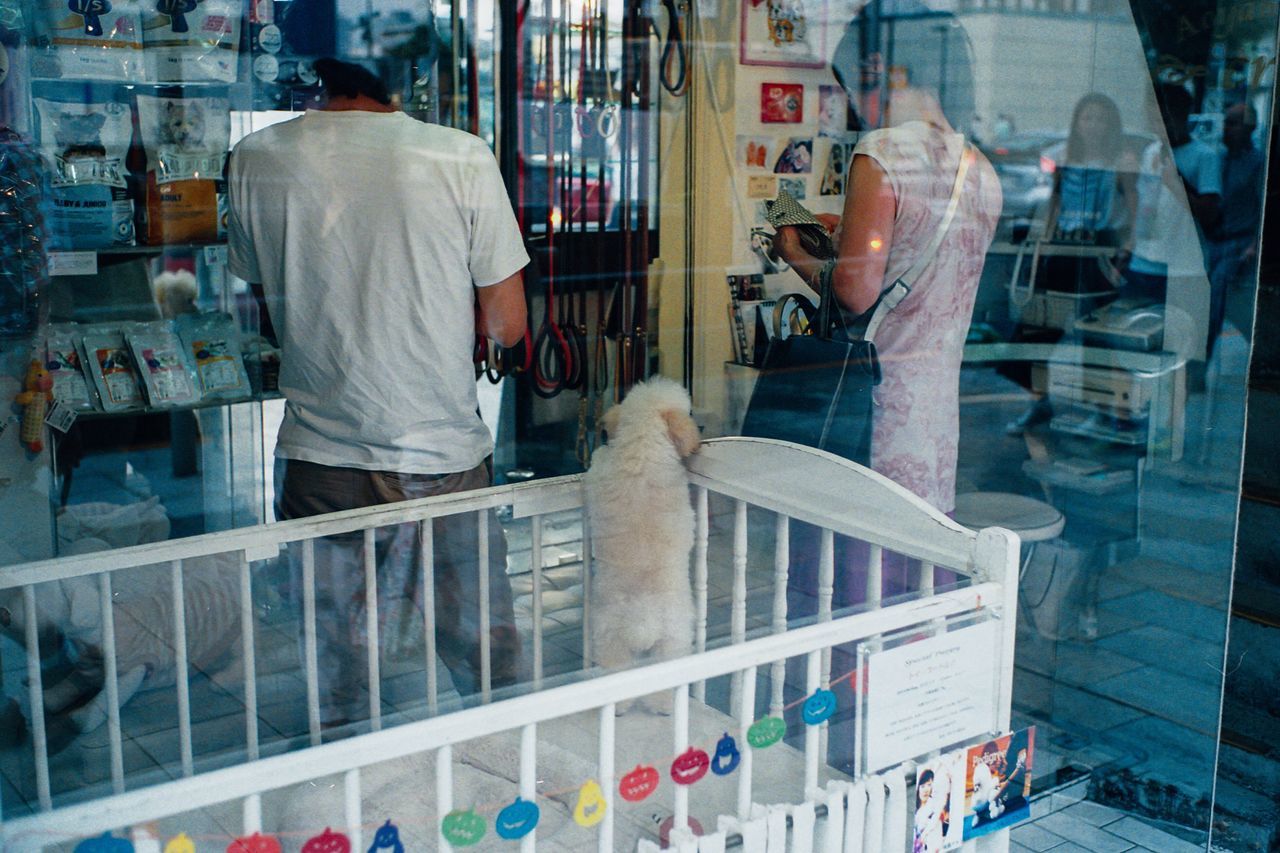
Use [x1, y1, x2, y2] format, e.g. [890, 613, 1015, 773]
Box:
[301, 828, 352, 853]
[670, 746, 710, 785]
[802, 688, 837, 725]
[746, 716, 786, 749]
[367, 820, 404, 853]
[441, 809, 486, 847]
[573, 779, 608, 827]
[226, 833, 283, 853]
[162, 835, 194, 853]
[619, 763, 660, 802]
[495, 797, 540, 840]
[76, 833, 135, 853]
[710, 732, 741, 776]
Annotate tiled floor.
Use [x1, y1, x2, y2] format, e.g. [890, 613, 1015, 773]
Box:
[1013, 796, 1204, 853]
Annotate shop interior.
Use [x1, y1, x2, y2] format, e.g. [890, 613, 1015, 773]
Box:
[0, 0, 1276, 848]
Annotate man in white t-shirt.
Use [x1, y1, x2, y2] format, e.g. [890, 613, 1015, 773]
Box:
[227, 58, 528, 726]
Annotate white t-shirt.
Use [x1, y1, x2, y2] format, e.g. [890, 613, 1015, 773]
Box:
[227, 110, 529, 474]
[1129, 141, 1208, 278]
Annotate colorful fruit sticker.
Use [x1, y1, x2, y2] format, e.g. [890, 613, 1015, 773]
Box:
[495, 797, 540, 840]
[226, 833, 283, 853]
[619, 763, 660, 802]
[746, 716, 786, 749]
[441, 810, 486, 847]
[573, 779, 607, 827]
[75, 833, 135, 853]
[367, 820, 404, 853]
[710, 732, 741, 776]
[802, 688, 837, 725]
[163, 835, 194, 853]
[301, 828, 352, 853]
[670, 746, 710, 785]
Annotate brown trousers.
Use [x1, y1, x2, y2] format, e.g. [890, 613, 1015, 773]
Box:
[278, 458, 519, 720]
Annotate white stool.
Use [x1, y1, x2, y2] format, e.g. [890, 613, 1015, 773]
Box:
[952, 492, 1065, 580]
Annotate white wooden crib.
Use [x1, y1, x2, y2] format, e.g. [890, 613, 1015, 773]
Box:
[0, 438, 1019, 852]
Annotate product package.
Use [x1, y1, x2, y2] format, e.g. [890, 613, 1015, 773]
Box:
[136, 93, 229, 244]
[176, 313, 250, 401]
[35, 97, 137, 249]
[31, 0, 144, 81]
[142, 0, 241, 83]
[43, 325, 97, 411]
[81, 328, 145, 411]
[125, 320, 200, 407]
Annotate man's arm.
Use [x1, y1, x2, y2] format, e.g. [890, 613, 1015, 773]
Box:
[476, 272, 527, 347]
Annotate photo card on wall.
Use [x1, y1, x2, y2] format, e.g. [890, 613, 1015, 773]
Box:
[818, 84, 848, 137]
[761, 82, 804, 123]
[773, 137, 813, 174]
[914, 751, 966, 853]
[963, 727, 1036, 840]
[737, 135, 775, 170]
[778, 176, 806, 199]
[741, 0, 828, 68]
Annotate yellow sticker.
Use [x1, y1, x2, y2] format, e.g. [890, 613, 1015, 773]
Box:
[573, 779, 608, 827]
[163, 833, 196, 853]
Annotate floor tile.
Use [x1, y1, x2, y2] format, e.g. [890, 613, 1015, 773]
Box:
[1062, 799, 1125, 827]
[1096, 626, 1225, 685]
[1089, 666, 1221, 734]
[1032, 811, 1136, 852]
[1011, 822, 1069, 851]
[1104, 816, 1204, 853]
[1097, 590, 1227, 644]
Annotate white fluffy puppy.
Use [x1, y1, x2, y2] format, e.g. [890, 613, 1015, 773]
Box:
[585, 377, 701, 710]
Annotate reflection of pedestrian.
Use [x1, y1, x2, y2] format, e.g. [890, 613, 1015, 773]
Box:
[1206, 103, 1264, 356]
[228, 58, 529, 728]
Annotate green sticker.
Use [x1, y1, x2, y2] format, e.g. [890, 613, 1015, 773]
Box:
[746, 716, 786, 749]
[441, 809, 486, 846]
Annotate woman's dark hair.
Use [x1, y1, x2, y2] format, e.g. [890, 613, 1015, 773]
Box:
[314, 57, 393, 106]
[1066, 92, 1123, 163]
[1003, 731, 1029, 770]
[917, 768, 935, 804]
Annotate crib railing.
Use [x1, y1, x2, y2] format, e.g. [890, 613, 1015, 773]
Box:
[0, 582, 1008, 851]
[0, 437, 1020, 847]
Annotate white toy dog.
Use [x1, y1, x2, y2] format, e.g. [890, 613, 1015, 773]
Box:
[585, 377, 701, 711]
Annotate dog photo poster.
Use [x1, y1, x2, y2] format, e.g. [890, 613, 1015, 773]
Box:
[963, 727, 1036, 839]
[914, 752, 965, 852]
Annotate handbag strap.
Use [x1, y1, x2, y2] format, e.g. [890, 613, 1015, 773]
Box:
[863, 142, 975, 342]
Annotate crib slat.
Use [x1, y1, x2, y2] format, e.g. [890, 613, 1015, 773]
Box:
[170, 559, 194, 776]
[738, 664, 758, 820]
[421, 521, 438, 716]
[363, 528, 382, 730]
[344, 768, 362, 850]
[598, 703, 616, 853]
[242, 792, 262, 833]
[22, 585, 51, 810]
[582, 514, 592, 669]
[302, 539, 321, 746]
[673, 683, 690, 834]
[239, 551, 259, 761]
[729, 500, 748, 711]
[478, 510, 491, 702]
[693, 486, 709, 703]
[98, 571, 124, 793]
[804, 651, 821, 794]
[917, 561, 935, 594]
[437, 743, 454, 853]
[867, 545, 883, 609]
[520, 723, 537, 853]
[818, 529, 835, 765]
[770, 515, 789, 715]
[531, 514, 544, 688]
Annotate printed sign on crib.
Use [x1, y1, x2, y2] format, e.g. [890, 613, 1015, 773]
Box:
[862, 620, 999, 772]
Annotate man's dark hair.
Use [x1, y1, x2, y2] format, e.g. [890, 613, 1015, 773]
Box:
[314, 57, 393, 106]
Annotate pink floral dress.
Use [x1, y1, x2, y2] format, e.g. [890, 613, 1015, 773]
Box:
[853, 121, 1002, 513]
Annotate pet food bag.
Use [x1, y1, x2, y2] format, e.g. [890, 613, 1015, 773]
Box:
[175, 312, 250, 401]
[136, 93, 229, 244]
[35, 98, 136, 249]
[43, 325, 96, 411]
[142, 0, 241, 83]
[125, 320, 200, 407]
[30, 0, 144, 81]
[81, 327, 145, 411]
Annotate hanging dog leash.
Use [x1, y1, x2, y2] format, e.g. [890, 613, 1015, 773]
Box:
[657, 0, 688, 97]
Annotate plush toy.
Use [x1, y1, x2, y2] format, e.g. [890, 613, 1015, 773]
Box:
[152, 270, 198, 319]
[15, 360, 53, 452]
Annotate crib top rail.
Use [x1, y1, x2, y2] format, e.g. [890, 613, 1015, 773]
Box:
[0, 582, 1003, 845]
[687, 438, 983, 576]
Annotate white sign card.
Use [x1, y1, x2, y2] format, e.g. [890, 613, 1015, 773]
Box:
[863, 620, 1000, 772]
[48, 251, 98, 277]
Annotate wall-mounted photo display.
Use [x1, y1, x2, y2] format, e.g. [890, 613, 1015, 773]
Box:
[818, 85, 847, 137]
[737, 135, 775, 170]
[760, 82, 804, 123]
[914, 752, 966, 852]
[820, 141, 851, 195]
[740, 0, 827, 68]
[962, 727, 1035, 840]
[778, 176, 806, 200]
[773, 137, 813, 174]
[747, 175, 779, 199]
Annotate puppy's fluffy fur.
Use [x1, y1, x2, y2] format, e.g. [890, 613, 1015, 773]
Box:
[585, 378, 700, 708]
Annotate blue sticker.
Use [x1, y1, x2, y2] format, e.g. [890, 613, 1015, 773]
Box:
[74, 833, 134, 853]
[802, 688, 837, 725]
[710, 732, 741, 776]
[367, 819, 404, 853]
[496, 797, 541, 839]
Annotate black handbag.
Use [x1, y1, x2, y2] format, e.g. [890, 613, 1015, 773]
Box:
[741, 144, 974, 466]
